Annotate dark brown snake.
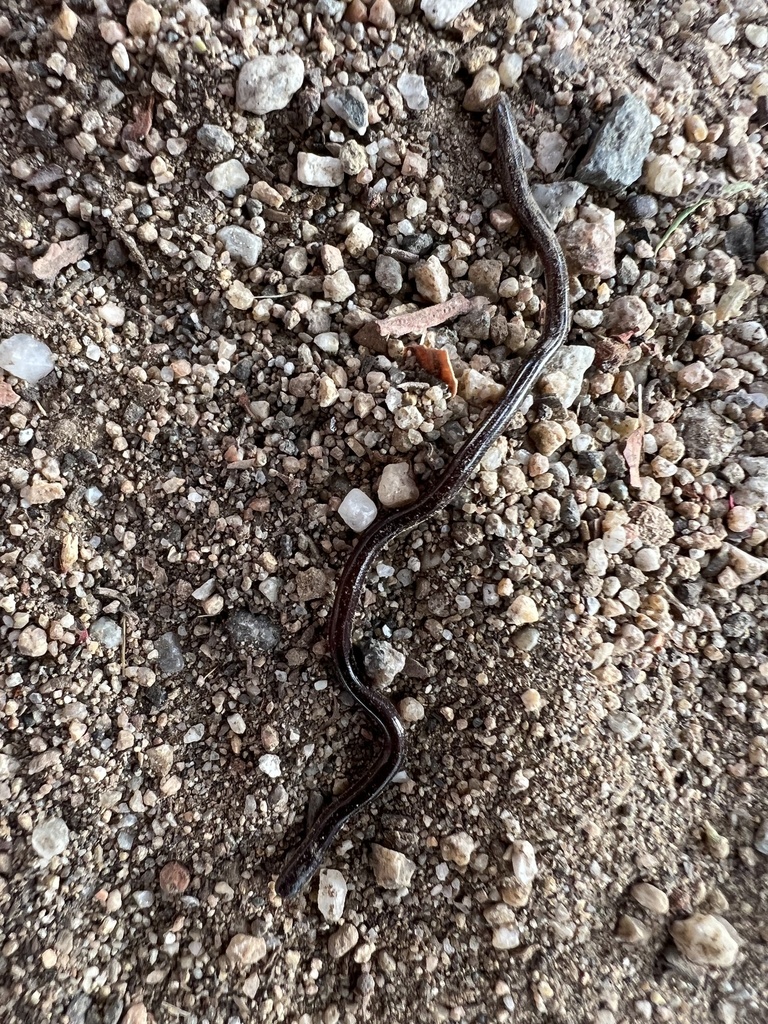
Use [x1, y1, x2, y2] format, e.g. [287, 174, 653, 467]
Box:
[275, 94, 571, 899]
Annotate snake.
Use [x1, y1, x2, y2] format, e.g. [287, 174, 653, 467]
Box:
[275, 94, 571, 899]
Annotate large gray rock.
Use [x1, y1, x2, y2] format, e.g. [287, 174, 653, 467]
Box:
[577, 94, 654, 191]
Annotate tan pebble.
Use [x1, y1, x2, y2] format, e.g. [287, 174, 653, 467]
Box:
[440, 831, 475, 867]
[52, 3, 78, 40]
[126, 0, 161, 38]
[122, 1005, 148, 1024]
[369, 0, 396, 29]
[59, 534, 79, 572]
[463, 67, 500, 112]
[509, 595, 539, 626]
[529, 421, 566, 456]
[727, 505, 756, 532]
[631, 881, 669, 915]
[21, 481, 66, 504]
[684, 114, 708, 143]
[617, 914, 651, 943]
[328, 922, 359, 958]
[226, 933, 267, 967]
[370, 843, 416, 888]
[500, 876, 532, 907]
[346, 0, 368, 23]
[645, 154, 683, 197]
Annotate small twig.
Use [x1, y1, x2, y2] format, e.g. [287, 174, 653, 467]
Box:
[355, 293, 486, 351]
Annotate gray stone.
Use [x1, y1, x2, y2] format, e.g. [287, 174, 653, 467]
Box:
[153, 632, 185, 676]
[326, 86, 369, 135]
[216, 225, 263, 267]
[197, 123, 235, 154]
[375, 254, 403, 294]
[677, 406, 739, 466]
[362, 639, 406, 685]
[530, 181, 588, 228]
[226, 611, 281, 653]
[577, 94, 654, 191]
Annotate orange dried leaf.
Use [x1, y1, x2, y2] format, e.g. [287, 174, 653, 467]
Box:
[407, 344, 458, 398]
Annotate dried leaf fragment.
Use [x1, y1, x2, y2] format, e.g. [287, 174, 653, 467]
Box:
[407, 344, 458, 397]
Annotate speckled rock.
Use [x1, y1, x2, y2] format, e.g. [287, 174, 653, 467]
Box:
[670, 914, 740, 968]
[370, 844, 417, 889]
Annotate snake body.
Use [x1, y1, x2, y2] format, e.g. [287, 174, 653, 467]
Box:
[275, 95, 571, 899]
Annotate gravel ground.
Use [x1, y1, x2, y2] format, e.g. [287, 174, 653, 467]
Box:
[1, 1, 768, 1022]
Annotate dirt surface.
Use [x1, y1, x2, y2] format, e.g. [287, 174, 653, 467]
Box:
[1, 1, 768, 1023]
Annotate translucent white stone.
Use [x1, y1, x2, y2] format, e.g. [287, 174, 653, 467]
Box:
[31, 817, 70, 860]
[338, 488, 377, 532]
[0, 334, 55, 383]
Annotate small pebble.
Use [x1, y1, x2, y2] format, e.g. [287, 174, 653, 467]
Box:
[159, 862, 190, 894]
[338, 488, 377, 532]
[297, 153, 344, 187]
[206, 160, 249, 198]
[397, 72, 429, 111]
[126, 0, 160, 38]
[90, 617, 122, 650]
[440, 831, 475, 867]
[328, 923, 359, 958]
[17, 625, 48, 657]
[631, 882, 669, 915]
[378, 463, 419, 508]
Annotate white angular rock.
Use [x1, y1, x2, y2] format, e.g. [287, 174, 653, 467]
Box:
[397, 72, 429, 111]
[297, 153, 344, 187]
[236, 54, 305, 115]
[0, 334, 55, 383]
[338, 488, 377, 532]
[511, 839, 537, 885]
[420, 0, 476, 31]
[317, 869, 347, 923]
